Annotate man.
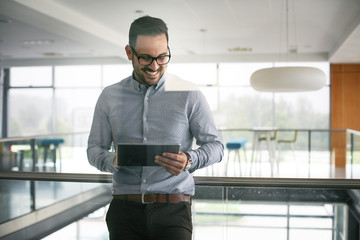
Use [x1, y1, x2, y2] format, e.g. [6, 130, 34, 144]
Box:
[87, 15, 224, 240]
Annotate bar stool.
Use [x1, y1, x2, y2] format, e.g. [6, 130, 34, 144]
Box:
[225, 137, 247, 176]
[36, 138, 64, 172]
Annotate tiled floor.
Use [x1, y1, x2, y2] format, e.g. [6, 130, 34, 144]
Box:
[195, 149, 359, 179]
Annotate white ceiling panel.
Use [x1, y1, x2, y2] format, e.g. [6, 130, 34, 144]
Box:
[0, 0, 359, 66]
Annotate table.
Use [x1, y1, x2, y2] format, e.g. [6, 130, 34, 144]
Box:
[250, 127, 277, 176]
[5, 138, 64, 172]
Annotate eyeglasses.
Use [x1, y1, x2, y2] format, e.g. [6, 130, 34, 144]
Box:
[130, 46, 171, 66]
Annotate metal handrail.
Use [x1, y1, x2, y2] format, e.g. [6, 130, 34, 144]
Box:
[1, 171, 360, 189]
[218, 128, 348, 132]
[0, 131, 89, 143]
[347, 129, 360, 135]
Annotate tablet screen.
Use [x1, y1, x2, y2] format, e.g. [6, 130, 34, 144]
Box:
[116, 143, 181, 166]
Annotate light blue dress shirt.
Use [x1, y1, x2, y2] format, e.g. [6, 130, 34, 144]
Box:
[87, 72, 224, 196]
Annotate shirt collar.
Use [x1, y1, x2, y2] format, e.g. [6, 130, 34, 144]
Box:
[155, 72, 166, 90]
[130, 71, 167, 91]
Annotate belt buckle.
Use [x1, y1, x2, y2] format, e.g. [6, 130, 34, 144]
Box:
[141, 193, 153, 204]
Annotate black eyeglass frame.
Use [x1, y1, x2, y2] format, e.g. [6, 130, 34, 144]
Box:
[130, 46, 171, 66]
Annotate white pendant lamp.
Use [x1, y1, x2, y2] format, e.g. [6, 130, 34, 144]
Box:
[250, 66, 326, 92]
[250, 0, 326, 92]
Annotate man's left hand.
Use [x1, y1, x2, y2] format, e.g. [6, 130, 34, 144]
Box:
[155, 151, 188, 176]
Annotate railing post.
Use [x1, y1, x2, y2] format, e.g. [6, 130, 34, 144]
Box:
[30, 138, 36, 211]
[348, 208, 360, 240]
[351, 132, 354, 178]
[308, 130, 311, 177]
[1, 69, 10, 138]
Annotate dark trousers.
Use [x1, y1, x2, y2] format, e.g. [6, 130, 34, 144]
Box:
[106, 199, 193, 240]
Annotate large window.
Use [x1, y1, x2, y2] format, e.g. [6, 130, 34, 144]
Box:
[169, 62, 330, 129]
[9, 67, 53, 136]
[8, 88, 53, 136]
[7, 65, 133, 137]
[54, 66, 102, 134]
[10, 66, 53, 87]
[6, 62, 329, 137]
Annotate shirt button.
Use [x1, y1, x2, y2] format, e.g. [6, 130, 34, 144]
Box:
[144, 137, 147, 141]
[146, 97, 149, 100]
[143, 179, 147, 183]
[144, 117, 147, 121]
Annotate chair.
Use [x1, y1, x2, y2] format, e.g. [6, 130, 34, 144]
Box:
[256, 130, 277, 161]
[277, 130, 298, 171]
[225, 137, 247, 176]
[258, 130, 278, 142]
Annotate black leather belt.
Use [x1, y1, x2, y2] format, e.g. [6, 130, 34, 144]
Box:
[113, 194, 191, 204]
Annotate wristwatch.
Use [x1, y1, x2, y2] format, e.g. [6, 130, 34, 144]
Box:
[184, 152, 192, 171]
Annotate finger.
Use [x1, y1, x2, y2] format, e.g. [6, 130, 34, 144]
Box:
[155, 156, 184, 175]
[155, 159, 181, 175]
[155, 155, 183, 169]
[161, 152, 182, 161]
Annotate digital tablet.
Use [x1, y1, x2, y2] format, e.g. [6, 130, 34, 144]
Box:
[116, 143, 181, 166]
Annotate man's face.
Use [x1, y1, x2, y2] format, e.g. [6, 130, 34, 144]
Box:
[126, 34, 169, 87]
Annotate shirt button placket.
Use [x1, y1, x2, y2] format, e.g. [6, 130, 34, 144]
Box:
[143, 91, 150, 143]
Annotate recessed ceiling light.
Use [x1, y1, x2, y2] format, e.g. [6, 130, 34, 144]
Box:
[135, 10, 144, 14]
[228, 47, 253, 52]
[23, 40, 54, 45]
[42, 52, 63, 57]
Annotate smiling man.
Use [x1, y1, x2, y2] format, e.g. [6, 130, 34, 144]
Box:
[87, 16, 224, 240]
[127, 35, 168, 87]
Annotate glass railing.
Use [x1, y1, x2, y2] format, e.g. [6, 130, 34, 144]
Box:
[346, 129, 360, 178]
[1, 129, 360, 239]
[0, 172, 358, 240]
[1, 129, 359, 178]
[216, 128, 360, 179]
[193, 186, 347, 240]
[0, 132, 100, 174]
[0, 132, 110, 237]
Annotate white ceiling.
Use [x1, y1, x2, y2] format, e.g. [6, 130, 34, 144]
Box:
[0, 0, 360, 67]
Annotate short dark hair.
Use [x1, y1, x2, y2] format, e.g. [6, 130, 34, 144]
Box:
[129, 16, 169, 47]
